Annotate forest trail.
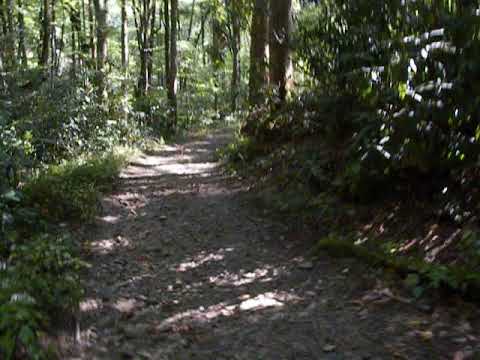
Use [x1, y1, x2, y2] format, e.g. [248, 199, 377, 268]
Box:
[67, 129, 479, 360]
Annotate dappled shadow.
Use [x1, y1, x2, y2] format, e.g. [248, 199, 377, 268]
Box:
[66, 128, 480, 360]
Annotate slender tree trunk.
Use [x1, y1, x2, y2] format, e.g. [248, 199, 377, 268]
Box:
[70, 6, 81, 77]
[187, 0, 195, 40]
[50, 0, 57, 72]
[249, 0, 269, 107]
[157, 2, 163, 86]
[164, 0, 170, 91]
[93, 0, 108, 97]
[168, 0, 178, 128]
[200, 12, 206, 65]
[269, 0, 293, 104]
[0, 0, 5, 77]
[88, 0, 96, 64]
[139, 0, 149, 95]
[4, 0, 16, 70]
[133, 0, 154, 96]
[0, 0, 6, 87]
[121, 0, 128, 71]
[229, 1, 241, 112]
[147, 0, 156, 89]
[17, 0, 27, 68]
[40, 0, 51, 66]
[71, 23, 76, 75]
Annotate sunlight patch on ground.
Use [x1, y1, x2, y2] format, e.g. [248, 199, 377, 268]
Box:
[154, 291, 301, 332]
[90, 236, 131, 254]
[175, 248, 234, 272]
[208, 265, 283, 287]
[80, 298, 102, 312]
[154, 162, 218, 175]
[99, 215, 120, 224]
[113, 298, 142, 314]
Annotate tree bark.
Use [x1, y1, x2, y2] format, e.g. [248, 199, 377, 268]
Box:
[164, 0, 170, 90]
[4, 0, 16, 70]
[40, 0, 51, 66]
[147, 0, 156, 89]
[249, 0, 269, 107]
[228, 0, 241, 112]
[17, 0, 27, 68]
[121, 0, 128, 71]
[88, 0, 96, 64]
[167, 0, 178, 128]
[269, 0, 292, 104]
[93, 0, 108, 96]
[187, 0, 195, 40]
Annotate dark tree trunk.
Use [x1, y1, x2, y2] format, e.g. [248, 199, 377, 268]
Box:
[229, 1, 241, 112]
[164, 0, 170, 91]
[249, 0, 269, 107]
[121, 0, 128, 71]
[88, 0, 96, 64]
[147, 0, 156, 89]
[40, 0, 51, 66]
[269, 0, 293, 104]
[17, 0, 27, 68]
[168, 0, 178, 128]
[93, 0, 108, 97]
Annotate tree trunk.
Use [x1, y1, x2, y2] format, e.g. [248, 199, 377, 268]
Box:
[187, 0, 195, 40]
[93, 0, 108, 96]
[40, 0, 51, 66]
[88, 0, 96, 64]
[230, 1, 241, 112]
[164, 0, 170, 91]
[50, 0, 57, 73]
[4, 0, 16, 70]
[167, 0, 178, 129]
[70, 6, 81, 77]
[269, 0, 292, 104]
[121, 0, 128, 71]
[249, 0, 269, 107]
[147, 0, 156, 89]
[17, 0, 27, 68]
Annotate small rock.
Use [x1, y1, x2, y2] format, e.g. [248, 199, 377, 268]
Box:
[298, 261, 314, 270]
[121, 323, 151, 338]
[136, 350, 152, 359]
[159, 215, 168, 221]
[323, 344, 336, 353]
[453, 337, 468, 344]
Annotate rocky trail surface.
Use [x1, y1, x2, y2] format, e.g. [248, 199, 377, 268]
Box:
[66, 129, 480, 360]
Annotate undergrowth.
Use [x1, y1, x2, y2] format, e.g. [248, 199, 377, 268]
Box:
[24, 151, 129, 223]
[223, 118, 480, 302]
[0, 149, 129, 359]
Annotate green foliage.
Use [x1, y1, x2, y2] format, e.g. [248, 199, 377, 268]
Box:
[313, 233, 480, 299]
[24, 153, 127, 222]
[295, 1, 480, 196]
[1, 234, 85, 359]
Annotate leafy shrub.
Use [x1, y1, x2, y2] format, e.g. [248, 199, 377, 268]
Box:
[1, 234, 85, 359]
[24, 153, 127, 222]
[295, 1, 480, 198]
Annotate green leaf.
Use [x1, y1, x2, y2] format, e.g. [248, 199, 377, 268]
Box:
[18, 325, 36, 345]
[2, 190, 21, 203]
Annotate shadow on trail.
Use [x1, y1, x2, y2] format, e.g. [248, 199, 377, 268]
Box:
[68, 129, 480, 360]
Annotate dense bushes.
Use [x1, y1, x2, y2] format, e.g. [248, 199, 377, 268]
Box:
[0, 69, 137, 358]
[294, 1, 480, 196]
[0, 151, 127, 359]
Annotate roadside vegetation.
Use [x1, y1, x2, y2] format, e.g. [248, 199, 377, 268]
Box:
[2, 0, 480, 358]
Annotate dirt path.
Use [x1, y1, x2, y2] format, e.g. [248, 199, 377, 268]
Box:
[67, 129, 479, 360]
